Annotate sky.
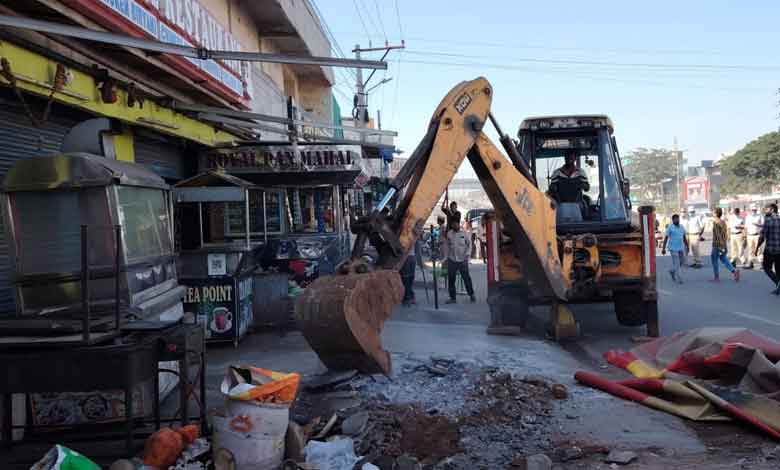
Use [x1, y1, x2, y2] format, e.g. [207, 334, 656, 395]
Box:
[315, 0, 780, 178]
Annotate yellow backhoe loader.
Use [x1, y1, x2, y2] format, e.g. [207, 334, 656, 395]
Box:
[295, 77, 658, 375]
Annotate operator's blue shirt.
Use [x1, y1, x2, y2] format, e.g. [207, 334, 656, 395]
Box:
[666, 223, 686, 252]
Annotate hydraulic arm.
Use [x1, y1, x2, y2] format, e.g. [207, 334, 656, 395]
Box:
[296, 77, 575, 374]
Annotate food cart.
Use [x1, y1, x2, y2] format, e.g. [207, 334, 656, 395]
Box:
[2, 152, 183, 321]
[174, 171, 257, 345]
[0, 152, 203, 438]
[196, 143, 366, 325]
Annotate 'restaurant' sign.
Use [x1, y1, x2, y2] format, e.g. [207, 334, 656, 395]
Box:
[201, 145, 364, 173]
[63, 0, 250, 106]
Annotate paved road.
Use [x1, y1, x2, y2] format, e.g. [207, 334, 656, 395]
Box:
[565, 252, 780, 364]
[408, 253, 780, 361]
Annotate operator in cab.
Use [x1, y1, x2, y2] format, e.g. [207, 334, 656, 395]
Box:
[548, 149, 590, 204]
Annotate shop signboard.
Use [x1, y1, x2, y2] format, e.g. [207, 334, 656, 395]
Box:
[182, 274, 252, 344]
[201, 144, 364, 174]
[63, 0, 251, 106]
[684, 176, 709, 205]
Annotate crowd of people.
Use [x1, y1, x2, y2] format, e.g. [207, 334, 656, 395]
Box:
[661, 203, 780, 294]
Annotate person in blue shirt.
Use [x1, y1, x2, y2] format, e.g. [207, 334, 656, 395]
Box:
[662, 214, 689, 284]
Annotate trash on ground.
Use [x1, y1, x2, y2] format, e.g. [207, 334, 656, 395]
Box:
[30, 445, 101, 470]
[221, 365, 301, 404]
[581, 327, 780, 439]
[304, 437, 379, 470]
[213, 364, 296, 469]
[314, 413, 339, 439]
[142, 425, 200, 469]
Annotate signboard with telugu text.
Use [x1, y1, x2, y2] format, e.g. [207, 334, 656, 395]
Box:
[64, 0, 251, 106]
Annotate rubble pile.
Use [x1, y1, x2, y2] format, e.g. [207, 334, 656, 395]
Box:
[463, 371, 554, 426]
[294, 357, 564, 469]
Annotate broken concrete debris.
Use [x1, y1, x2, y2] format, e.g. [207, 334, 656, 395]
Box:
[510, 453, 553, 470]
[303, 369, 359, 391]
[554, 445, 584, 462]
[551, 383, 568, 400]
[342, 410, 370, 436]
[605, 450, 638, 465]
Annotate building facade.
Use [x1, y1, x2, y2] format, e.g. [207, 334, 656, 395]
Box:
[0, 0, 338, 311]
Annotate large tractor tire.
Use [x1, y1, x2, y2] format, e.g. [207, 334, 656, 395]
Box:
[614, 291, 659, 337]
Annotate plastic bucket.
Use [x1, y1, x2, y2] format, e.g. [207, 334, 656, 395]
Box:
[212, 402, 289, 469]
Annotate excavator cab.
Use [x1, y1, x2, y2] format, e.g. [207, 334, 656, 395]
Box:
[517, 116, 631, 233]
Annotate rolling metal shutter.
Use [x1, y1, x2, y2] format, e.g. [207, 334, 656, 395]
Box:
[133, 131, 187, 181]
[0, 93, 82, 312]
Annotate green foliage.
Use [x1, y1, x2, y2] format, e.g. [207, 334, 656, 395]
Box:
[720, 131, 780, 196]
[623, 148, 682, 210]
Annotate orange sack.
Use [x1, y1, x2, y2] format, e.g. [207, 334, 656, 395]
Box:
[143, 425, 200, 468]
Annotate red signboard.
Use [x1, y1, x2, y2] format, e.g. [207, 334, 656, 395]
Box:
[62, 0, 251, 108]
[684, 176, 709, 205]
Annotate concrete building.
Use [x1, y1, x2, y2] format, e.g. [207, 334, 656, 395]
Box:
[0, 0, 341, 310]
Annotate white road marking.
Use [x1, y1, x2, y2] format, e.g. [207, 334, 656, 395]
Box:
[657, 288, 674, 296]
[733, 311, 780, 327]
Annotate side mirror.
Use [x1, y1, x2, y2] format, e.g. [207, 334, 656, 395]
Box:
[621, 179, 631, 198]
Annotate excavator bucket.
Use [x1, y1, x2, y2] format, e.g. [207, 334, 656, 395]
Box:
[294, 271, 404, 375]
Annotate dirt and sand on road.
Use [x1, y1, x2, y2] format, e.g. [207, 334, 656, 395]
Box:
[293, 350, 780, 470]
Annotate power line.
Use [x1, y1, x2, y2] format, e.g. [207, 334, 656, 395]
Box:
[397, 57, 769, 93]
[357, 0, 383, 42]
[402, 50, 780, 72]
[310, 1, 358, 79]
[394, 0, 404, 39]
[372, 0, 388, 41]
[333, 31, 755, 58]
[351, 0, 372, 45]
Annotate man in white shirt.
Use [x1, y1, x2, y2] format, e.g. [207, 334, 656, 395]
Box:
[683, 209, 705, 268]
[728, 207, 747, 267]
[445, 221, 475, 303]
[745, 203, 765, 269]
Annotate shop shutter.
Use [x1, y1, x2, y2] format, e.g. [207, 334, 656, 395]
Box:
[134, 131, 186, 181]
[0, 94, 81, 313]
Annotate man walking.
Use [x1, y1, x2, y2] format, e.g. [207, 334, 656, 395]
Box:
[445, 220, 476, 303]
[745, 204, 764, 269]
[683, 209, 705, 268]
[662, 214, 688, 284]
[728, 207, 747, 267]
[754, 203, 780, 295]
[711, 208, 740, 282]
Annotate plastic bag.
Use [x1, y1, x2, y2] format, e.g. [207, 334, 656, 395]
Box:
[142, 425, 200, 468]
[221, 365, 300, 404]
[29, 445, 100, 470]
[304, 438, 379, 470]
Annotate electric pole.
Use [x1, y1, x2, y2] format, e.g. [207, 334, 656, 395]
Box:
[353, 42, 405, 132]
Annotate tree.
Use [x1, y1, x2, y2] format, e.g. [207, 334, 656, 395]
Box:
[623, 148, 681, 211]
[720, 131, 780, 196]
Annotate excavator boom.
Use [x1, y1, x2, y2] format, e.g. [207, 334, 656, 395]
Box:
[295, 77, 571, 374]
